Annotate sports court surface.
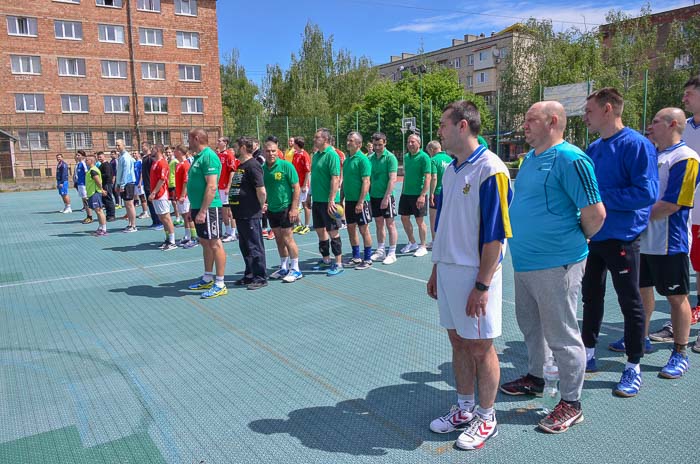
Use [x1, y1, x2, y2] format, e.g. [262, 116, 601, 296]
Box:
[0, 188, 698, 463]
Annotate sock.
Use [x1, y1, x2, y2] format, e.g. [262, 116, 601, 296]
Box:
[233, 227, 237, 237]
[363, 246, 373, 261]
[101, 224, 107, 232]
[281, 256, 289, 270]
[476, 406, 495, 421]
[290, 258, 300, 272]
[625, 362, 640, 373]
[215, 275, 225, 286]
[457, 393, 475, 411]
[184, 229, 191, 241]
[352, 245, 360, 259]
[190, 228, 197, 238]
[585, 347, 595, 361]
[675, 343, 687, 354]
[202, 272, 214, 282]
[377, 242, 385, 252]
[168, 233, 175, 243]
[388, 245, 397, 256]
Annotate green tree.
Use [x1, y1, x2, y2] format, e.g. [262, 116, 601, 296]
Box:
[220, 50, 264, 136]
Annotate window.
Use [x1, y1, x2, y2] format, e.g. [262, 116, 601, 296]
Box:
[15, 94, 45, 113]
[466, 75, 473, 87]
[175, 0, 197, 15]
[97, 0, 122, 6]
[181, 97, 203, 114]
[98, 24, 125, 43]
[146, 130, 170, 145]
[178, 64, 201, 82]
[144, 96, 168, 113]
[65, 131, 93, 149]
[104, 96, 130, 113]
[499, 47, 508, 59]
[10, 55, 41, 74]
[454, 57, 461, 69]
[176, 31, 199, 49]
[479, 51, 487, 61]
[181, 131, 189, 143]
[107, 130, 131, 147]
[138, 0, 160, 12]
[54, 20, 83, 40]
[142, 62, 165, 80]
[101, 60, 127, 78]
[477, 72, 487, 83]
[467, 54, 474, 66]
[61, 95, 89, 113]
[139, 27, 163, 46]
[57, 57, 86, 77]
[7, 16, 38, 37]
[18, 131, 49, 150]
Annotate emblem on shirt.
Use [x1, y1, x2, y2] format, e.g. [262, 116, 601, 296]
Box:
[274, 172, 282, 180]
[463, 184, 471, 194]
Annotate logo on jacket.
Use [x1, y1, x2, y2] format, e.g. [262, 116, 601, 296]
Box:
[463, 183, 471, 194]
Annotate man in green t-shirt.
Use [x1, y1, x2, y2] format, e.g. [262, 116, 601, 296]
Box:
[85, 153, 108, 236]
[368, 132, 400, 265]
[308, 128, 344, 276]
[186, 128, 227, 299]
[400, 133, 432, 257]
[342, 132, 373, 270]
[263, 138, 302, 283]
[427, 140, 454, 248]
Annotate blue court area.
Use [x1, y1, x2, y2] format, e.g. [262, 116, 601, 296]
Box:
[0, 189, 698, 463]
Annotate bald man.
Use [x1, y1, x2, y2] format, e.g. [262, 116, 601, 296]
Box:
[503, 101, 605, 434]
[641, 108, 699, 380]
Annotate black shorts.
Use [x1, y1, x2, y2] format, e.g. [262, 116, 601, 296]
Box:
[191, 207, 223, 240]
[312, 201, 339, 231]
[268, 207, 293, 229]
[345, 200, 372, 226]
[122, 183, 135, 201]
[370, 195, 397, 218]
[399, 194, 427, 217]
[639, 253, 690, 296]
[88, 192, 103, 210]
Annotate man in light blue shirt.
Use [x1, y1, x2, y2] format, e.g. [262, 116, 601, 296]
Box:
[115, 139, 137, 232]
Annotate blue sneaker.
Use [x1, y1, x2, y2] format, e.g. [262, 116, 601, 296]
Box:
[613, 368, 642, 397]
[608, 337, 655, 353]
[188, 278, 214, 290]
[151, 224, 164, 231]
[326, 264, 344, 276]
[312, 259, 331, 270]
[282, 269, 303, 283]
[659, 350, 689, 379]
[269, 268, 289, 279]
[585, 357, 598, 373]
[201, 284, 228, 299]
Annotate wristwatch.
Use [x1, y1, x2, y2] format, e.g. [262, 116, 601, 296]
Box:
[475, 281, 489, 291]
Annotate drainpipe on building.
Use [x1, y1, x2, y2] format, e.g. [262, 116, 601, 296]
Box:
[126, 0, 141, 148]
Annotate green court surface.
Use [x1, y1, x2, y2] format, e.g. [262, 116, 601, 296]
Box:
[1, 189, 698, 463]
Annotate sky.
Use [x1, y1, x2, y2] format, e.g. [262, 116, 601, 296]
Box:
[217, 0, 696, 85]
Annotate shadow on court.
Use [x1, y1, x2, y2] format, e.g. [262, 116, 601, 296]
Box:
[104, 242, 166, 252]
[109, 279, 197, 298]
[50, 231, 99, 237]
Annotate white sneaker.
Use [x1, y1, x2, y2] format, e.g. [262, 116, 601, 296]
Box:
[370, 249, 386, 261]
[430, 405, 475, 434]
[62, 207, 72, 214]
[400, 243, 419, 254]
[414, 246, 428, 257]
[455, 414, 498, 450]
[221, 234, 235, 243]
[382, 254, 397, 265]
[270, 268, 289, 279]
[282, 269, 303, 283]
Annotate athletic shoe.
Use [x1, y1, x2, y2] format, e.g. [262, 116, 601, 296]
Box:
[538, 400, 583, 434]
[94, 229, 108, 237]
[426, 241, 433, 250]
[344, 257, 363, 267]
[262, 229, 269, 239]
[292, 224, 303, 233]
[455, 414, 498, 450]
[201, 284, 227, 299]
[122, 226, 138, 233]
[161, 242, 178, 251]
[659, 350, 690, 379]
[355, 260, 372, 270]
[270, 268, 289, 279]
[499, 374, 544, 396]
[234, 278, 253, 286]
[282, 269, 303, 283]
[221, 234, 235, 243]
[327, 264, 344, 276]
[370, 249, 386, 262]
[267, 231, 276, 240]
[608, 337, 655, 353]
[61, 207, 72, 214]
[312, 259, 331, 270]
[81, 217, 93, 224]
[107, 217, 116, 222]
[649, 321, 674, 342]
[188, 278, 214, 290]
[400, 243, 420, 254]
[183, 239, 199, 249]
[382, 254, 397, 265]
[339, 222, 347, 230]
[429, 405, 475, 434]
[115, 205, 123, 209]
[613, 368, 642, 397]
[137, 212, 150, 219]
[247, 280, 268, 290]
[692, 335, 700, 354]
[158, 241, 170, 250]
[691, 306, 700, 325]
[414, 246, 428, 257]
[150, 224, 164, 231]
[299, 226, 311, 235]
[178, 238, 191, 246]
[585, 357, 598, 373]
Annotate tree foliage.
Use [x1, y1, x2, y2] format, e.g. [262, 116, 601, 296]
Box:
[219, 50, 264, 136]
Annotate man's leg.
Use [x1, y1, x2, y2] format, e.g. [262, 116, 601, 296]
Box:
[125, 200, 136, 227]
[201, 239, 214, 273]
[103, 184, 115, 219]
[513, 271, 547, 378]
[387, 217, 398, 248]
[580, 244, 608, 359]
[429, 207, 437, 244]
[140, 195, 148, 214]
[642, 286, 656, 336]
[248, 218, 267, 284]
[329, 229, 342, 265]
[159, 213, 175, 244]
[416, 215, 427, 247]
[401, 215, 415, 244]
[95, 207, 106, 229]
[237, 218, 254, 280]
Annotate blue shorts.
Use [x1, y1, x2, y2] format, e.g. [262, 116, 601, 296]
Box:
[57, 181, 69, 196]
[88, 192, 103, 210]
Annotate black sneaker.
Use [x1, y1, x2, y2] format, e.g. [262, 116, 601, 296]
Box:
[162, 242, 178, 251]
[355, 260, 373, 270]
[247, 280, 268, 290]
[234, 278, 253, 286]
[158, 241, 169, 250]
[499, 374, 544, 396]
[344, 257, 363, 267]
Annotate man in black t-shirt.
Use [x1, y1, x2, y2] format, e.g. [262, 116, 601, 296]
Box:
[230, 136, 268, 290]
[97, 151, 115, 221]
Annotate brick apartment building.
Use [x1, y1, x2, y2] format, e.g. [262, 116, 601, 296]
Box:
[0, 0, 222, 181]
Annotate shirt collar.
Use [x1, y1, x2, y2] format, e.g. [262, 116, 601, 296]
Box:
[659, 141, 686, 154]
[453, 146, 487, 172]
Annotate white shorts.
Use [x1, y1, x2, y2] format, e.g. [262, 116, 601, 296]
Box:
[153, 196, 171, 216]
[300, 189, 308, 203]
[219, 189, 229, 205]
[135, 184, 144, 196]
[436, 263, 502, 339]
[177, 198, 190, 214]
[77, 185, 87, 199]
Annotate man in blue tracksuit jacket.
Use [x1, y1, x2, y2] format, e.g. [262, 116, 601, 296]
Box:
[580, 87, 659, 398]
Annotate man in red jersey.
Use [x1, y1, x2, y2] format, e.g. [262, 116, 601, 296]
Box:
[217, 136, 239, 242]
[148, 144, 177, 250]
[291, 136, 312, 234]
